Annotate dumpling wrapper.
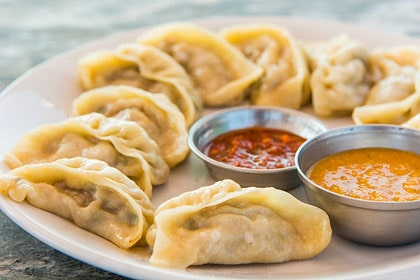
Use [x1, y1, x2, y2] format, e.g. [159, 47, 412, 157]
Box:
[305, 35, 372, 117]
[4, 113, 170, 196]
[403, 113, 420, 129]
[137, 22, 263, 106]
[71, 85, 189, 168]
[0, 157, 154, 249]
[369, 45, 420, 79]
[363, 46, 420, 106]
[78, 43, 201, 126]
[352, 73, 420, 124]
[146, 179, 332, 268]
[364, 68, 416, 106]
[221, 23, 310, 109]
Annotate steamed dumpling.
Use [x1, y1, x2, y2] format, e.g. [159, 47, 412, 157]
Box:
[4, 113, 170, 196]
[352, 46, 420, 124]
[369, 45, 420, 79]
[352, 73, 420, 124]
[363, 46, 420, 106]
[0, 157, 154, 249]
[305, 35, 372, 116]
[78, 43, 201, 126]
[146, 179, 331, 268]
[137, 23, 263, 106]
[364, 68, 416, 106]
[221, 23, 310, 109]
[71, 86, 189, 168]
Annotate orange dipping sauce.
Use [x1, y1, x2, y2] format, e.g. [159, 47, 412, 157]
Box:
[307, 147, 420, 202]
[203, 127, 306, 169]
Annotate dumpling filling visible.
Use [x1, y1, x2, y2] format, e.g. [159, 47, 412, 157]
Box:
[221, 24, 310, 109]
[138, 23, 263, 106]
[72, 86, 189, 168]
[4, 113, 170, 196]
[0, 157, 154, 249]
[160, 41, 233, 99]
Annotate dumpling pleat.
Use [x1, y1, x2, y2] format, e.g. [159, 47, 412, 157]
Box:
[147, 179, 332, 268]
[4, 113, 170, 196]
[221, 23, 310, 109]
[0, 157, 154, 249]
[137, 22, 264, 106]
[71, 85, 189, 168]
[78, 43, 201, 126]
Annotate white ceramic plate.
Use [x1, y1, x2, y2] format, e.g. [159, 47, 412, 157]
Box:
[1, 17, 420, 280]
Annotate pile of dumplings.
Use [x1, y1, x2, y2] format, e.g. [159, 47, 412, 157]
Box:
[305, 35, 420, 126]
[1, 21, 419, 269]
[79, 22, 420, 127]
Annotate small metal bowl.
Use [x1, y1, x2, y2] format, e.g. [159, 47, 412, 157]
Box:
[188, 106, 328, 189]
[295, 125, 420, 246]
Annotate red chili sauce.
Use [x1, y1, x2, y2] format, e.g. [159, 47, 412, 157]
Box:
[203, 127, 306, 169]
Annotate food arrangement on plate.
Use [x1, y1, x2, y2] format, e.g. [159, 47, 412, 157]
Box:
[0, 20, 420, 273]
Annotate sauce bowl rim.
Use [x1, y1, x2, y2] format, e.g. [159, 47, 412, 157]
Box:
[295, 124, 420, 210]
[188, 105, 329, 174]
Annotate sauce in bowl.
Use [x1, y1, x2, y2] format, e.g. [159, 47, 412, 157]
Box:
[307, 147, 420, 202]
[203, 127, 306, 169]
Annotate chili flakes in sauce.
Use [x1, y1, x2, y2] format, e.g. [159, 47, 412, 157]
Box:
[203, 127, 306, 169]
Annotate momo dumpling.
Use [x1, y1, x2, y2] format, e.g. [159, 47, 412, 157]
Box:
[146, 179, 331, 268]
[369, 45, 420, 79]
[352, 91, 420, 124]
[0, 157, 154, 249]
[352, 46, 420, 124]
[4, 113, 170, 196]
[352, 73, 420, 124]
[78, 43, 201, 126]
[305, 35, 372, 116]
[364, 68, 416, 106]
[5, 113, 170, 193]
[364, 46, 420, 106]
[221, 24, 310, 109]
[71, 86, 189, 168]
[137, 23, 263, 106]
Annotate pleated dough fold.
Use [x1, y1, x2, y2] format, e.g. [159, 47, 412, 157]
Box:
[0, 157, 154, 249]
[137, 23, 263, 106]
[352, 46, 420, 124]
[72, 85, 189, 168]
[4, 113, 170, 196]
[305, 35, 372, 116]
[78, 43, 201, 126]
[221, 23, 310, 109]
[352, 73, 420, 124]
[146, 179, 331, 268]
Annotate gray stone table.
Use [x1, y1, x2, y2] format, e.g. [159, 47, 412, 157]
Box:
[1, 0, 420, 279]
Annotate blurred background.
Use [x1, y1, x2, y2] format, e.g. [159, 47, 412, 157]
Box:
[0, 0, 420, 279]
[1, 0, 420, 91]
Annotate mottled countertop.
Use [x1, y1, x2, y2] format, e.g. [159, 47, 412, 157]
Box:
[1, 0, 420, 279]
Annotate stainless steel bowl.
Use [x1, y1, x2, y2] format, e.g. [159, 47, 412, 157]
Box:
[295, 125, 420, 246]
[188, 106, 328, 189]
